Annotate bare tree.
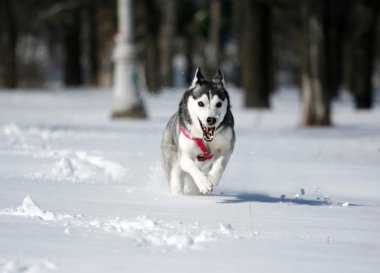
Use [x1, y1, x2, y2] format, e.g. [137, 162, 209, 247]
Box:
[350, 0, 379, 109]
[207, 0, 221, 72]
[94, 1, 116, 87]
[81, 4, 99, 86]
[241, 0, 272, 108]
[62, 9, 83, 86]
[159, 0, 176, 87]
[140, 0, 161, 93]
[325, 0, 347, 99]
[111, 0, 147, 118]
[300, 0, 331, 126]
[0, 0, 18, 88]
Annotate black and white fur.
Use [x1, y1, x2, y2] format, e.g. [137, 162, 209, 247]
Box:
[161, 68, 235, 195]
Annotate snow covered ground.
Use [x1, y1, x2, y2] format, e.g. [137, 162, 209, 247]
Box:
[0, 87, 379, 273]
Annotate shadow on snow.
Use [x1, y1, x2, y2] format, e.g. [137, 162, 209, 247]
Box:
[215, 192, 362, 207]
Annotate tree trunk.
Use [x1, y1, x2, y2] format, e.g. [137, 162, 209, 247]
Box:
[143, 0, 161, 93]
[80, 5, 99, 86]
[63, 11, 83, 86]
[300, 0, 331, 126]
[159, 0, 176, 87]
[350, 0, 379, 109]
[111, 0, 147, 119]
[1, 0, 18, 88]
[93, 1, 116, 87]
[324, 0, 347, 98]
[241, 0, 272, 108]
[232, 0, 243, 86]
[207, 0, 221, 72]
[87, 5, 99, 86]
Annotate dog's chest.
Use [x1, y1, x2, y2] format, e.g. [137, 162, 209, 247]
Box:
[206, 129, 233, 156]
[179, 127, 233, 160]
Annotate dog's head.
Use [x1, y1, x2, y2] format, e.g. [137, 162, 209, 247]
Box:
[186, 67, 230, 142]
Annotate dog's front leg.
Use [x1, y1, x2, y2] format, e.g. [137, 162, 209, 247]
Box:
[207, 156, 224, 188]
[179, 156, 213, 194]
[208, 153, 231, 188]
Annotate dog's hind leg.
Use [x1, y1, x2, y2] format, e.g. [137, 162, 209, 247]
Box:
[169, 163, 184, 195]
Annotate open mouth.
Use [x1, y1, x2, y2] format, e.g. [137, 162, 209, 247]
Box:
[199, 120, 215, 142]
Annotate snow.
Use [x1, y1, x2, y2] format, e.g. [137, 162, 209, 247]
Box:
[0, 87, 380, 273]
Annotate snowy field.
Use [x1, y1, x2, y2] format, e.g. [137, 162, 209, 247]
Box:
[0, 87, 379, 273]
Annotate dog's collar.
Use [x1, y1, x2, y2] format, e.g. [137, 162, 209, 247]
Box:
[180, 126, 213, 162]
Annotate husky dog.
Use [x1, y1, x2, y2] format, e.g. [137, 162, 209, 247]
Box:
[161, 68, 235, 195]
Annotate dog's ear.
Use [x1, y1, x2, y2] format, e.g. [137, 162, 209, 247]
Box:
[195, 67, 205, 81]
[190, 67, 205, 89]
[212, 68, 225, 85]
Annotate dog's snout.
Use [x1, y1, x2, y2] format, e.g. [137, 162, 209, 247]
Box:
[207, 117, 217, 126]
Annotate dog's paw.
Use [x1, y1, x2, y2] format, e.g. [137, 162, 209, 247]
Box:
[196, 176, 213, 194]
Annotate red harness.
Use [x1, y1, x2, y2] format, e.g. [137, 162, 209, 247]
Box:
[180, 126, 213, 162]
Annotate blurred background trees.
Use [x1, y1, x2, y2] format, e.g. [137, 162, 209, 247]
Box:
[0, 0, 379, 124]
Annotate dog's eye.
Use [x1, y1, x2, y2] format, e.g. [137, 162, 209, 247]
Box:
[198, 102, 204, 107]
[216, 102, 222, 108]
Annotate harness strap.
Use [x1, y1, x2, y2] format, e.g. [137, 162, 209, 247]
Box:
[180, 126, 213, 161]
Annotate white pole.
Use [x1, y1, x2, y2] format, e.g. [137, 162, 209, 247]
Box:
[111, 0, 146, 118]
